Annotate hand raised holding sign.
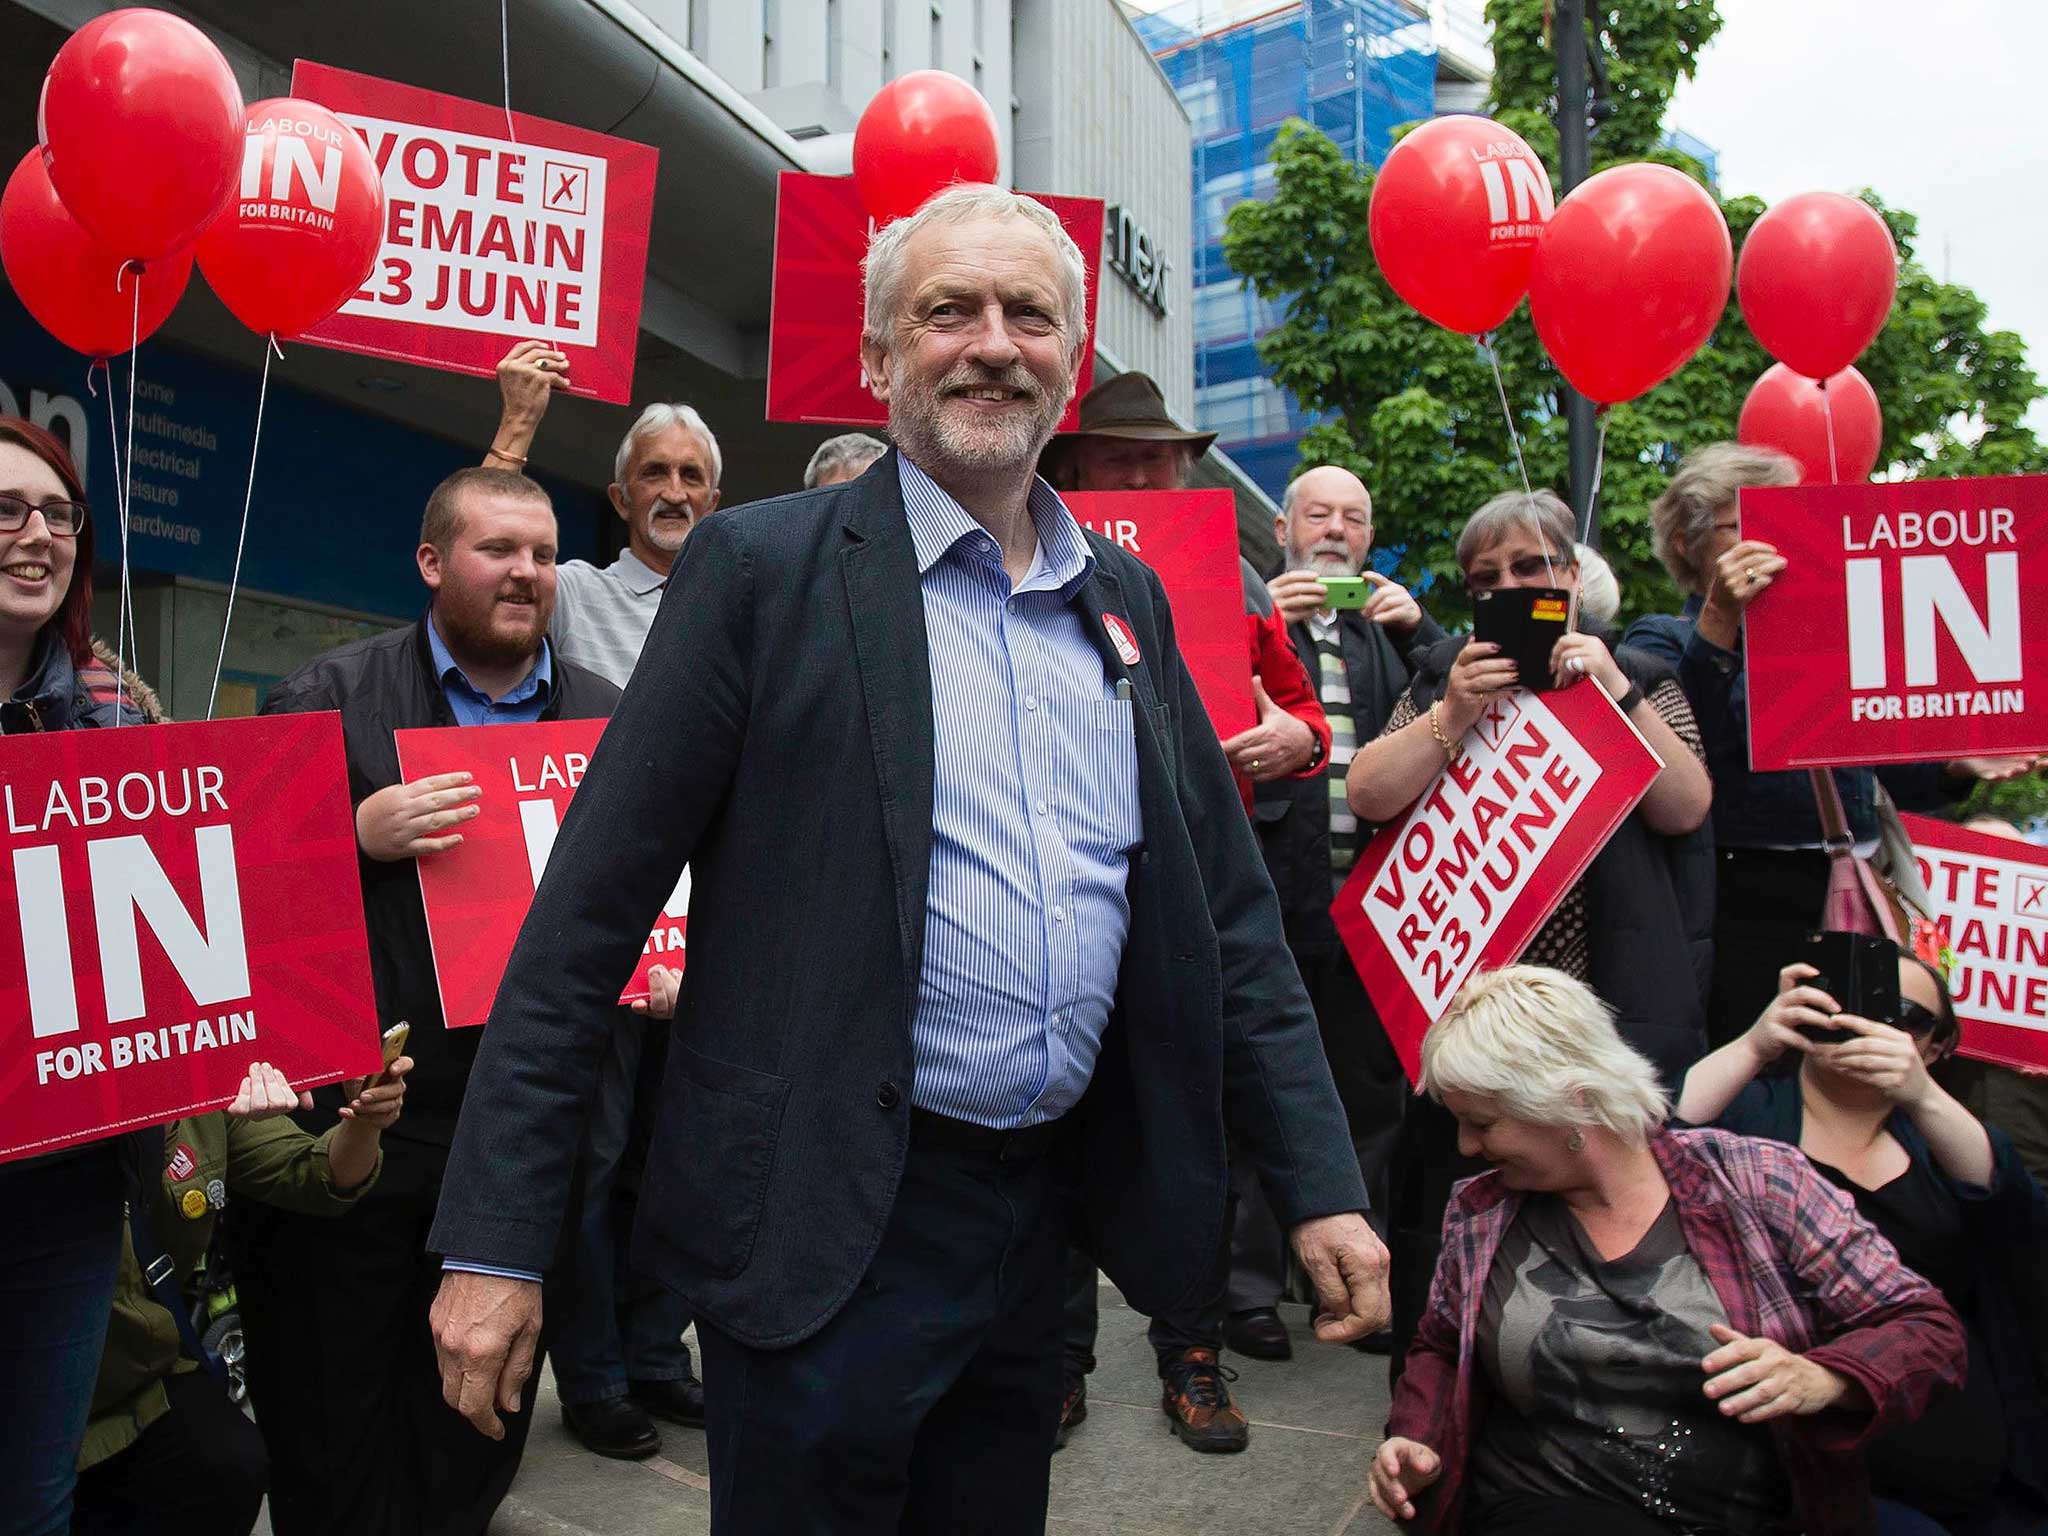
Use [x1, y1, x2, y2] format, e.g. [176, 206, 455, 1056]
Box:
[228, 1061, 315, 1120]
[487, 341, 571, 469]
[1699, 538, 1788, 649]
[356, 772, 482, 862]
[1548, 630, 1627, 696]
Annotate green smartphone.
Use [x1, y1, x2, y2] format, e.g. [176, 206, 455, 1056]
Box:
[1320, 575, 1373, 611]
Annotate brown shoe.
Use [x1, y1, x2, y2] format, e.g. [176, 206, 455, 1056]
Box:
[1159, 1348, 1249, 1454]
[1053, 1376, 1087, 1451]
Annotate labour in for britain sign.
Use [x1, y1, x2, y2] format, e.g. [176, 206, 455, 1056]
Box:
[1744, 474, 2048, 771]
[0, 715, 380, 1163]
[1901, 813, 2048, 1073]
[1331, 682, 1663, 1083]
[766, 170, 1103, 429]
[291, 61, 658, 404]
[1065, 490, 1255, 738]
[395, 720, 688, 1027]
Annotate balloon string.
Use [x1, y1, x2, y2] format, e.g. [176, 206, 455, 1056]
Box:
[210, 334, 283, 720]
[1484, 335, 1533, 496]
[1583, 411, 1610, 549]
[500, 0, 519, 143]
[1821, 378, 1840, 482]
[112, 265, 143, 725]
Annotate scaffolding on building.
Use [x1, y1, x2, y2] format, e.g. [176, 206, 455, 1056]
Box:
[1136, 0, 1437, 501]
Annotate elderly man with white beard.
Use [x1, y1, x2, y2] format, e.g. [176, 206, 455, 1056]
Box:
[1222, 465, 1445, 1359]
[425, 185, 1387, 1534]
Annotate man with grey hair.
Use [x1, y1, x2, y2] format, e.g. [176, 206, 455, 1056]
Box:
[803, 430, 890, 490]
[428, 183, 1385, 1532]
[474, 343, 712, 1459]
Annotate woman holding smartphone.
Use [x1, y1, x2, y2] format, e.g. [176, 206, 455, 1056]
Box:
[1346, 490, 1717, 1373]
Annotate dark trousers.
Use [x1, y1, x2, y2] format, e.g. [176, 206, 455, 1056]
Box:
[1061, 1176, 1236, 1377]
[1471, 1493, 1678, 1536]
[1387, 1092, 1482, 1384]
[549, 1016, 695, 1405]
[72, 1366, 268, 1536]
[228, 1136, 538, 1536]
[1707, 847, 1832, 1049]
[0, 1146, 125, 1536]
[698, 1114, 1066, 1535]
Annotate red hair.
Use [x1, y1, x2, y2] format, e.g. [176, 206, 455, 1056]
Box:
[0, 416, 96, 666]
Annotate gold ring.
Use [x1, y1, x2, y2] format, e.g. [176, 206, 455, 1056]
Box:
[1251, 757, 1262, 772]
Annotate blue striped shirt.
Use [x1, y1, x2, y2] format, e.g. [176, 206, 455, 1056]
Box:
[900, 457, 1140, 1129]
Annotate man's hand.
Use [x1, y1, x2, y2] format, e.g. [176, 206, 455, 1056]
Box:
[1221, 677, 1316, 781]
[630, 964, 683, 1020]
[1289, 1212, 1390, 1343]
[1946, 755, 2041, 784]
[1369, 1438, 1443, 1523]
[1267, 568, 1329, 623]
[1702, 1323, 1864, 1423]
[229, 1061, 314, 1119]
[432, 1271, 543, 1441]
[1360, 571, 1422, 634]
[486, 341, 569, 466]
[356, 772, 481, 862]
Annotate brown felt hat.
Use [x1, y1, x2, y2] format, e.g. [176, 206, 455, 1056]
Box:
[1051, 372, 1217, 455]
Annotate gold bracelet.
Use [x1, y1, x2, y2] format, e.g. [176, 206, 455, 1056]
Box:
[1429, 699, 1463, 761]
[487, 445, 528, 467]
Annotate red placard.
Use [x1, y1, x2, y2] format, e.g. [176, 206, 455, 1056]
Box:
[0, 715, 380, 1164]
[1901, 813, 2048, 1072]
[1744, 474, 2048, 771]
[1064, 490, 1254, 738]
[394, 720, 687, 1028]
[766, 170, 1102, 428]
[290, 61, 658, 405]
[1331, 684, 1664, 1084]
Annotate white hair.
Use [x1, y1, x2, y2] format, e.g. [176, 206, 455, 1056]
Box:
[614, 403, 722, 488]
[1420, 966, 1669, 1143]
[861, 184, 1089, 365]
[1574, 542, 1620, 629]
[803, 432, 890, 490]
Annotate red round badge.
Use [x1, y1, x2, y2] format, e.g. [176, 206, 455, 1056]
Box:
[165, 1144, 197, 1183]
[1103, 613, 1141, 667]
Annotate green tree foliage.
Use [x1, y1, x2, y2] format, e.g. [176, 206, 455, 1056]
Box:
[1222, 0, 2048, 632]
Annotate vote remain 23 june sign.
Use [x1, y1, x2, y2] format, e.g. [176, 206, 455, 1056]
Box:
[0, 715, 381, 1164]
[394, 719, 688, 1028]
[1901, 813, 2048, 1073]
[1064, 490, 1254, 739]
[291, 61, 659, 404]
[1331, 682, 1663, 1084]
[1744, 474, 2048, 771]
[766, 170, 1103, 428]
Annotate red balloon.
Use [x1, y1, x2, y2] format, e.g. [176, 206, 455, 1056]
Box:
[196, 100, 385, 338]
[1738, 192, 1896, 379]
[0, 150, 190, 357]
[852, 71, 1001, 225]
[1368, 115, 1553, 334]
[1738, 363, 1881, 484]
[37, 8, 244, 261]
[1528, 163, 1732, 405]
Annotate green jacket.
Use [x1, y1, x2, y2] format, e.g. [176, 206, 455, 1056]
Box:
[79, 1112, 381, 1470]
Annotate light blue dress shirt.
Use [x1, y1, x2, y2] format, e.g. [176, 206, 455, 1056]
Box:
[425, 612, 553, 725]
[899, 457, 1140, 1129]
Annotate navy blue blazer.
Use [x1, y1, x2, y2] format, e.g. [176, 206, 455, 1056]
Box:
[427, 453, 1367, 1349]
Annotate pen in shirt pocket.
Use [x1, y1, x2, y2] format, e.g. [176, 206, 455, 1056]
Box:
[1114, 679, 1133, 702]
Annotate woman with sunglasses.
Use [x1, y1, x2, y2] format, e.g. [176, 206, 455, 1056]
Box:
[1678, 949, 2048, 1536]
[0, 416, 156, 1536]
[1347, 490, 1718, 1370]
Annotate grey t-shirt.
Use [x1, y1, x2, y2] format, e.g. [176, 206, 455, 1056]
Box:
[550, 549, 667, 689]
[1471, 1196, 1791, 1534]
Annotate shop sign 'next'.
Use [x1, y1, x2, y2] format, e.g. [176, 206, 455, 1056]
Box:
[1105, 204, 1169, 317]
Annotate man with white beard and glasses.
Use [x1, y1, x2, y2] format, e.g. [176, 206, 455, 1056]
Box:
[473, 343, 713, 1458]
[425, 185, 1386, 1534]
[1225, 466, 1442, 1359]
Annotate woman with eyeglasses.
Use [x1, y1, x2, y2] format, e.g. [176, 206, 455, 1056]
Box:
[1678, 948, 2048, 1536]
[1623, 443, 2038, 1053]
[0, 416, 158, 1536]
[1347, 489, 1718, 1372]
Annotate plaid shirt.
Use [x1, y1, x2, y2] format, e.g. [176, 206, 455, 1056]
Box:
[1388, 1128, 1964, 1536]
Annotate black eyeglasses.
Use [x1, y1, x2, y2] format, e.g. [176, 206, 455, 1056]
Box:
[0, 493, 88, 537]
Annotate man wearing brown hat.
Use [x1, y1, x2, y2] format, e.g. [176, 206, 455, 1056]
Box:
[1042, 372, 1336, 1456]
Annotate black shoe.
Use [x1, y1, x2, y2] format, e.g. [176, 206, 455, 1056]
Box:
[561, 1395, 661, 1460]
[1053, 1376, 1087, 1452]
[1159, 1348, 1249, 1454]
[629, 1376, 707, 1429]
[1224, 1306, 1293, 1361]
